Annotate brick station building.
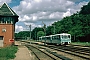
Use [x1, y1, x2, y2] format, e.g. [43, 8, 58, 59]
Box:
[0, 3, 19, 47]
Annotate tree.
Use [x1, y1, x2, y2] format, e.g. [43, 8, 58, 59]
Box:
[37, 31, 45, 39]
[80, 2, 90, 15]
[31, 27, 43, 40]
[46, 26, 53, 35]
[14, 31, 30, 40]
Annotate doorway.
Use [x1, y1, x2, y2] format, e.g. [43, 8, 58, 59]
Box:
[0, 36, 3, 47]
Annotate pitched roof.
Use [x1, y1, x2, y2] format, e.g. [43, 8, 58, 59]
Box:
[0, 3, 18, 16]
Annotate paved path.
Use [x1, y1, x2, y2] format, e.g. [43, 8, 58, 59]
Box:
[14, 41, 32, 60]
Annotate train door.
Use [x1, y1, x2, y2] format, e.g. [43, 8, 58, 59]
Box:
[0, 36, 3, 47]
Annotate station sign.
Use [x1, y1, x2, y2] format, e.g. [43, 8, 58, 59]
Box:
[9, 39, 14, 42]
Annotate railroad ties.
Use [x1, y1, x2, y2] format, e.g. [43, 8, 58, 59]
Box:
[21, 41, 90, 60]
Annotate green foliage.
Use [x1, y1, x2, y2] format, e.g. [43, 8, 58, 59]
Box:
[16, 31, 30, 37]
[44, 1, 90, 42]
[51, 10, 90, 42]
[37, 31, 45, 37]
[15, 31, 30, 40]
[80, 2, 90, 15]
[72, 42, 90, 46]
[0, 46, 18, 60]
[31, 27, 43, 40]
[46, 26, 53, 35]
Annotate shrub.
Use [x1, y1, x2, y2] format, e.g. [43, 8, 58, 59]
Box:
[0, 46, 18, 60]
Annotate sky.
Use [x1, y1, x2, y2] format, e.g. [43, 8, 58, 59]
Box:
[0, 0, 89, 33]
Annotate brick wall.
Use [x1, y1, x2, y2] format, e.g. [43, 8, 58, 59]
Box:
[0, 24, 14, 47]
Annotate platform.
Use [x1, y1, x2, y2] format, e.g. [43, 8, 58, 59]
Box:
[14, 41, 32, 60]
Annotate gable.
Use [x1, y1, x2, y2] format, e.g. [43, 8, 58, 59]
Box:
[0, 3, 18, 16]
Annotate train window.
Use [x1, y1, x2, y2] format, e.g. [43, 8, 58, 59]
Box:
[61, 35, 69, 39]
[57, 35, 60, 39]
[68, 35, 70, 38]
[63, 35, 68, 39]
[61, 35, 63, 39]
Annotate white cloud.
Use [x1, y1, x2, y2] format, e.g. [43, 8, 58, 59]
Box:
[11, 0, 89, 32]
[32, 16, 37, 21]
[0, 0, 11, 5]
[34, 0, 42, 3]
[63, 9, 71, 17]
[15, 25, 24, 33]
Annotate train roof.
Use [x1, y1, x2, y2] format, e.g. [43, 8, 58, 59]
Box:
[40, 36, 50, 38]
[39, 33, 71, 38]
[56, 33, 71, 35]
[49, 35, 56, 37]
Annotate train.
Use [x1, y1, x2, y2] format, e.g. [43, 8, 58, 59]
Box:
[39, 33, 71, 45]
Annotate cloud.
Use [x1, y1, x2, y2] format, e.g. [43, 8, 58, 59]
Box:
[12, 0, 89, 32]
[68, 0, 89, 3]
[63, 9, 71, 17]
[15, 25, 24, 33]
[0, 0, 11, 5]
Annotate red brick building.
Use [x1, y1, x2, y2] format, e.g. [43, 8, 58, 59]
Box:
[0, 3, 19, 47]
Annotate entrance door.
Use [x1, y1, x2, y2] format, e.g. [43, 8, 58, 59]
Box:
[0, 36, 3, 47]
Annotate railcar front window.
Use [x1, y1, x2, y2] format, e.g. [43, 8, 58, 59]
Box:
[62, 35, 69, 39]
[63, 35, 68, 39]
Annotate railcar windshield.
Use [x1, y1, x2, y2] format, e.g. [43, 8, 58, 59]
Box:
[61, 35, 71, 39]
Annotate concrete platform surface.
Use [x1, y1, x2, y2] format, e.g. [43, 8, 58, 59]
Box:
[14, 41, 32, 60]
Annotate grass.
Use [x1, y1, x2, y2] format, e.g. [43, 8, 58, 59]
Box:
[72, 42, 90, 46]
[0, 46, 18, 60]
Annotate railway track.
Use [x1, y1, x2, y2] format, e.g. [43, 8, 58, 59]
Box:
[63, 45, 90, 56]
[21, 41, 90, 60]
[47, 45, 90, 60]
[26, 45, 56, 60]
[44, 44, 90, 60]
[31, 42, 90, 60]
[26, 44, 72, 60]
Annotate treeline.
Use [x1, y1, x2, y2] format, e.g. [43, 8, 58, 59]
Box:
[52, 14, 90, 42]
[15, 31, 30, 40]
[47, 2, 90, 42]
[15, 1, 90, 42]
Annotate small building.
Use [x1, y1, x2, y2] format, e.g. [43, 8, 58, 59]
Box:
[0, 3, 19, 47]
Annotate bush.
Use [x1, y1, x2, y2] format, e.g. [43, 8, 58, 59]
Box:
[0, 46, 18, 60]
[72, 42, 90, 46]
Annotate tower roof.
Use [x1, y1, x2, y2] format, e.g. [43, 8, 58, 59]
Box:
[0, 3, 18, 16]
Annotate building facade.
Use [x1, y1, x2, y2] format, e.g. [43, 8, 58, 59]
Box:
[0, 3, 19, 47]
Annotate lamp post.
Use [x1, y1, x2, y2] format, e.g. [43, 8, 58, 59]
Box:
[29, 25, 31, 40]
[26, 24, 31, 44]
[42, 21, 46, 45]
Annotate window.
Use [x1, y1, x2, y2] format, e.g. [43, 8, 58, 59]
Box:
[0, 36, 3, 40]
[0, 17, 14, 24]
[68, 35, 70, 38]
